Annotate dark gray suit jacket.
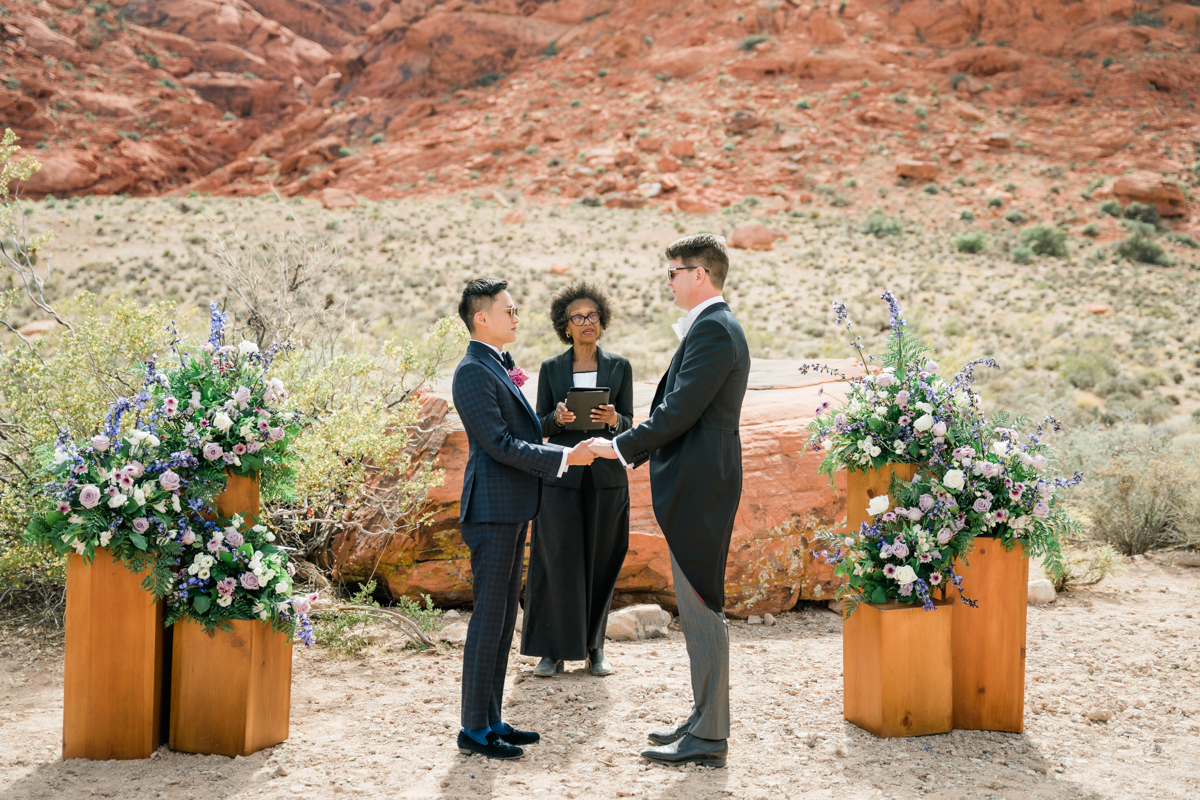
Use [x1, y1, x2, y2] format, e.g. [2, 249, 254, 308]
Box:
[453, 340, 564, 524]
[536, 346, 634, 490]
[613, 302, 750, 612]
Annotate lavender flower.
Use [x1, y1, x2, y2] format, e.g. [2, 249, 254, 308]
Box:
[78, 484, 101, 509]
[240, 572, 260, 590]
[131, 517, 150, 534]
[972, 498, 991, 514]
[202, 443, 224, 461]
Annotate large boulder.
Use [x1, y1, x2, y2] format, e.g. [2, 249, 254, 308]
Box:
[329, 360, 862, 618]
[1112, 170, 1188, 217]
[18, 151, 100, 195]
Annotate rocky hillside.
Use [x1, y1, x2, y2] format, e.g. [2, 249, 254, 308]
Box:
[2, 0, 1199, 230]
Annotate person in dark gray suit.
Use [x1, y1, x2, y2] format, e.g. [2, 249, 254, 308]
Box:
[451, 278, 596, 760]
[523, 281, 634, 678]
[590, 234, 749, 768]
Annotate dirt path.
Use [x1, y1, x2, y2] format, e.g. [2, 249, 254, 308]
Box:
[1, 555, 1197, 800]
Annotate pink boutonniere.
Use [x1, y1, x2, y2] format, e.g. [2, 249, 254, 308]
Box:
[508, 366, 529, 388]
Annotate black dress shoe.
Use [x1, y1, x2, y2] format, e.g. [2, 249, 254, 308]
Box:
[647, 722, 691, 745]
[456, 730, 523, 760]
[640, 733, 727, 768]
[495, 725, 540, 746]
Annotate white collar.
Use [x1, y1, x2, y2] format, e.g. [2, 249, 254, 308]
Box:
[473, 339, 503, 358]
[671, 295, 725, 341]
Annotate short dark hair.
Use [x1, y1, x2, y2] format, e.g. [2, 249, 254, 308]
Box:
[664, 233, 729, 289]
[459, 278, 508, 333]
[549, 280, 613, 344]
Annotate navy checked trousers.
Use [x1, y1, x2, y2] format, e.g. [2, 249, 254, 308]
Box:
[460, 520, 528, 729]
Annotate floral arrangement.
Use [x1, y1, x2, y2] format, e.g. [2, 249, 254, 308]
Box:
[156, 305, 305, 495]
[804, 292, 995, 481]
[164, 512, 316, 644]
[24, 365, 195, 596]
[819, 471, 976, 615]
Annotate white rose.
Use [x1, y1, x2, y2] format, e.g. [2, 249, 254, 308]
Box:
[99, 531, 112, 547]
[821, 439, 832, 451]
[867, 495, 890, 517]
[992, 441, 1011, 458]
[213, 412, 234, 433]
[239, 340, 259, 355]
[217, 595, 233, 607]
[942, 469, 966, 491]
[869, 446, 881, 458]
[108, 493, 127, 508]
[198, 568, 211, 580]
[913, 414, 935, 432]
[52, 449, 70, 465]
[915, 402, 933, 413]
[893, 565, 918, 585]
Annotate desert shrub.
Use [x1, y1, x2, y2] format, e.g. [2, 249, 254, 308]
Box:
[1116, 234, 1171, 266]
[1005, 210, 1028, 225]
[923, 182, 939, 195]
[1060, 424, 1200, 555]
[954, 232, 987, 253]
[1053, 544, 1126, 592]
[861, 210, 900, 237]
[960, 210, 975, 221]
[1081, 223, 1099, 237]
[739, 34, 771, 51]
[1122, 201, 1161, 226]
[1130, 12, 1164, 27]
[313, 580, 380, 657]
[829, 193, 852, 207]
[1021, 224, 1068, 257]
[1010, 244, 1034, 264]
[987, 197, 1003, 208]
[1058, 336, 1118, 390]
[395, 593, 443, 633]
[1165, 231, 1199, 248]
[1099, 199, 1123, 217]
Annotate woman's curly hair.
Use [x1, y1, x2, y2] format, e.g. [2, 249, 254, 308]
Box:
[549, 280, 613, 344]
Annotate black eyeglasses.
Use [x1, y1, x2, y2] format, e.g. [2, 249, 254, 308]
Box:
[569, 311, 601, 326]
[667, 266, 704, 282]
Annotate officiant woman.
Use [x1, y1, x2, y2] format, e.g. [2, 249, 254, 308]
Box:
[522, 280, 634, 678]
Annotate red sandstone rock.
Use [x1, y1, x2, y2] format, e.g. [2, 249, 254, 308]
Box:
[676, 195, 720, 214]
[642, 46, 724, 79]
[895, 159, 939, 181]
[329, 361, 864, 617]
[501, 209, 527, 225]
[1113, 170, 1188, 217]
[318, 186, 357, 208]
[1083, 303, 1112, 315]
[668, 140, 696, 158]
[19, 150, 100, 195]
[729, 222, 782, 251]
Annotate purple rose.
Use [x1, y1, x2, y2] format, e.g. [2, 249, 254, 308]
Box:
[91, 435, 110, 453]
[931, 421, 947, 438]
[979, 461, 1000, 478]
[239, 572, 260, 590]
[125, 461, 145, 479]
[899, 583, 913, 597]
[131, 517, 150, 534]
[246, 441, 263, 453]
[834, 413, 847, 428]
[906, 508, 923, 522]
[268, 427, 285, 442]
[918, 494, 935, 512]
[202, 443, 224, 461]
[891, 540, 910, 559]
[937, 528, 954, 545]
[181, 528, 196, 545]
[972, 498, 991, 514]
[159, 470, 181, 492]
[880, 544, 893, 557]
[222, 452, 237, 464]
[226, 530, 244, 547]
[1033, 501, 1050, 519]
[78, 484, 101, 509]
[896, 390, 910, 408]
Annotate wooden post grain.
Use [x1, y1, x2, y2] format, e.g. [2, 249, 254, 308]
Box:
[63, 549, 164, 760]
[214, 471, 261, 525]
[952, 537, 1029, 732]
[169, 619, 292, 757]
[843, 601, 953, 738]
[845, 463, 920, 536]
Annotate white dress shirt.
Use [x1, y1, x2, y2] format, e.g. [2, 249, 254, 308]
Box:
[572, 371, 598, 388]
[612, 296, 725, 467]
[472, 339, 570, 478]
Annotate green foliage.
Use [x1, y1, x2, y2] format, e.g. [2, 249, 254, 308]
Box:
[1099, 199, 1123, 217]
[1122, 201, 1161, 226]
[369, 133, 385, 145]
[474, 71, 504, 88]
[524, 145, 540, 156]
[1053, 544, 1125, 592]
[1166, 230, 1199, 248]
[1116, 234, 1171, 266]
[1004, 210, 1028, 225]
[795, 98, 812, 110]
[1130, 12, 1164, 27]
[954, 232, 987, 253]
[923, 182, 939, 195]
[337, 146, 353, 158]
[987, 197, 1003, 208]
[395, 593, 442, 633]
[1081, 223, 1099, 237]
[1010, 244, 1034, 264]
[960, 210, 975, 221]
[314, 580, 380, 656]
[1021, 224, 1068, 257]
[739, 34, 771, 51]
[1058, 336, 1117, 391]
[860, 210, 901, 238]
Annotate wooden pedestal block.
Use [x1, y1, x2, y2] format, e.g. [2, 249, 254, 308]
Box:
[952, 537, 1029, 733]
[844, 601, 953, 738]
[63, 548, 164, 760]
[845, 463, 920, 535]
[214, 471, 260, 524]
[170, 619, 293, 757]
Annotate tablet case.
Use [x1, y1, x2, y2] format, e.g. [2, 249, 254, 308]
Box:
[564, 387, 610, 431]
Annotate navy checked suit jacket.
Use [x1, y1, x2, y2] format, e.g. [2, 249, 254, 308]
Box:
[453, 340, 565, 524]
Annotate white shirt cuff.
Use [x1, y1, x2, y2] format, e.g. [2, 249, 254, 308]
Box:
[556, 447, 570, 478]
[611, 438, 630, 469]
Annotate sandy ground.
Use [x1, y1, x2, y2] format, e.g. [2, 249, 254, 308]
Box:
[1, 554, 1197, 800]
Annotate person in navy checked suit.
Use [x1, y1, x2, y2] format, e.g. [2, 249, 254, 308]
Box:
[451, 278, 597, 760]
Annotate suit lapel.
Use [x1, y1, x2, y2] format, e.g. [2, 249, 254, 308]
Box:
[469, 341, 540, 434]
[596, 346, 612, 389]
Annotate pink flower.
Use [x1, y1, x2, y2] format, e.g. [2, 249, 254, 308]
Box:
[937, 528, 954, 545]
[125, 461, 145, 479]
[233, 443, 247, 455]
[931, 421, 947, 438]
[202, 443, 224, 461]
[292, 592, 319, 616]
[117, 474, 134, 490]
[239, 572, 260, 590]
[163, 396, 179, 416]
[56, 501, 71, 514]
[508, 366, 529, 388]
[181, 528, 196, 545]
[1033, 501, 1050, 519]
[268, 427, 285, 442]
[90, 435, 110, 452]
[246, 441, 263, 453]
[231, 386, 252, 408]
[883, 564, 897, 578]
[216, 577, 237, 596]
[286, 562, 296, 577]
[226, 530, 244, 547]
[929, 572, 943, 586]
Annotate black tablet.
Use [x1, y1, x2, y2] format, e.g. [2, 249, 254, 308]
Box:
[564, 387, 611, 431]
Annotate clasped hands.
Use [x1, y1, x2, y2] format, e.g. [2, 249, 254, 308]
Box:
[565, 438, 619, 465]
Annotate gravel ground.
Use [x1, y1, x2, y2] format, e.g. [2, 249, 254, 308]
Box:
[1, 554, 1197, 800]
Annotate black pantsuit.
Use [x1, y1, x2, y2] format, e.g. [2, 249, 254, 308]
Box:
[524, 470, 630, 660]
[521, 346, 634, 662]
